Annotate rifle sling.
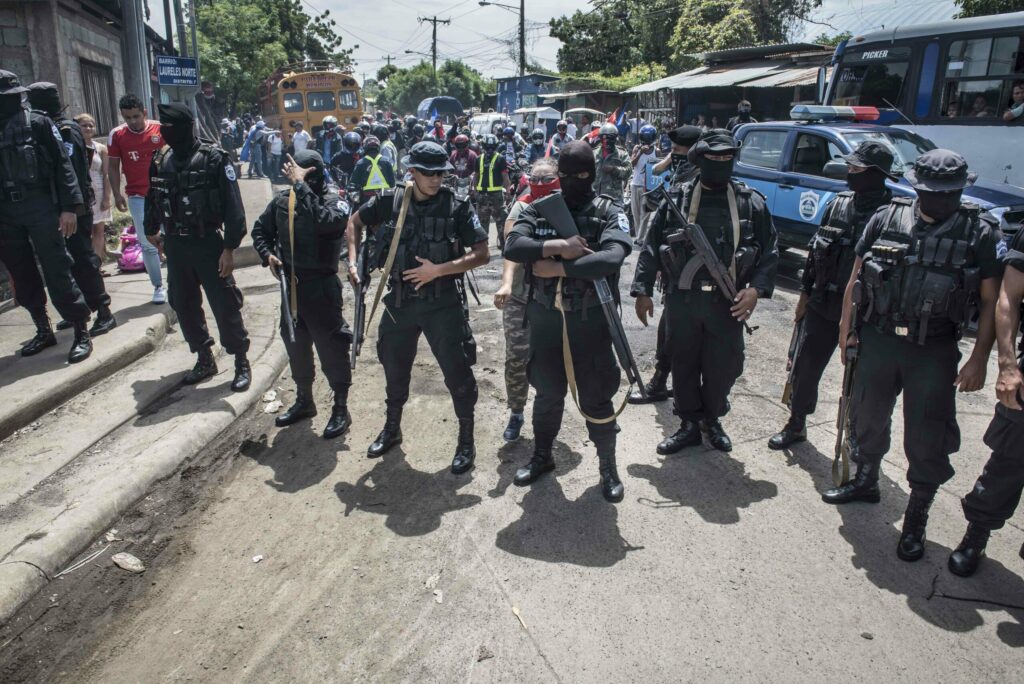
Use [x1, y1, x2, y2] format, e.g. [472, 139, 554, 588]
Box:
[554, 276, 630, 425]
[287, 189, 298, 324]
[366, 182, 414, 334]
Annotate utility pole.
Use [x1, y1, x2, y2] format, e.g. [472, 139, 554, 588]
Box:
[418, 16, 450, 81]
[519, 0, 525, 77]
[383, 55, 396, 67]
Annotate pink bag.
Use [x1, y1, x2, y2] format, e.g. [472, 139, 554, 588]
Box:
[117, 225, 146, 272]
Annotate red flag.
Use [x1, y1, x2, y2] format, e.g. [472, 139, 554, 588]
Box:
[545, 136, 554, 158]
[607, 108, 619, 125]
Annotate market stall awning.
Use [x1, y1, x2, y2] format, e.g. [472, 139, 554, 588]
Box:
[624, 62, 826, 93]
[514, 106, 561, 118]
[623, 67, 707, 94]
[741, 66, 825, 88]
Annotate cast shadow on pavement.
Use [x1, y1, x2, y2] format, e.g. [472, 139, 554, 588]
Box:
[334, 449, 482, 537]
[238, 423, 344, 493]
[787, 441, 1024, 647]
[627, 447, 778, 525]
[489, 438, 581, 499]
[495, 444, 643, 568]
[130, 376, 237, 426]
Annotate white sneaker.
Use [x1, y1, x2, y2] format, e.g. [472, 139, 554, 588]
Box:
[152, 286, 167, 304]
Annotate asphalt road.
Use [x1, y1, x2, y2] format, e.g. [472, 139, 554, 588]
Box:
[2, 237, 1021, 682]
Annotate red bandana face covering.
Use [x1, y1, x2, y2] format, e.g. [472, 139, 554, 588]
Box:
[528, 177, 560, 200]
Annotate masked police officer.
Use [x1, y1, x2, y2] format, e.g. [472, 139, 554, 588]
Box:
[632, 130, 779, 453]
[0, 70, 93, 363]
[145, 103, 251, 392]
[252, 150, 353, 439]
[347, 141, 489, 473]
[629, 125, 702, 404]
[504, 140, 634, 503]
[27, 82, 116, 337]
[824, 149, 1002, 564]
[768, 141, 896, 449]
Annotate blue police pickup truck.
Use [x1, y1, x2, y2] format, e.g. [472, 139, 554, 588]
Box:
[732, 106, 1024, 250]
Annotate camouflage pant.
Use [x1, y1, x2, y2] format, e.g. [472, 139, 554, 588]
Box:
[503, 296, 530, 413]
[475, 191, 507, 245]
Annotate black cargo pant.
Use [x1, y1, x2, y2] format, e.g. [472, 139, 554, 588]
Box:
[653, 308, 671, 376]
[0, 193, 90, 322]
[789, 305, 840, 418]
[962, 398, 1024, 530]
[283, 272, 352, 402]
[526, 300, 620, 452]
[665, 288, 744, 422]
[849, 325, 960, 494]
[377, 290, 477, 420]
[164, 232, 249, 355]
[65, 212, 110, 311]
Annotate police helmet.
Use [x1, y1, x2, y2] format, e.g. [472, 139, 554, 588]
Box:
[531, 128, 545, 143]
[342, 131, 362, 153]
[454, 134, 470, 150]
[482, 134, 498, 151]
[322, 115, 338, 130]
[599, 122, 618, 139]
[638, 124, 657, 145]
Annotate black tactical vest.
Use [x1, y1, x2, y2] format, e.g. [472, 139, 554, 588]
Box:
[531, 195, 619, 311]
[860, 196, 984, 344]
[151, 143, 225, 235]
[273, 190, 345, 273]
[809, 192, 860, 302]
[0, 110, 44, 201]
[55, 117, 95, 207]
[658, 180, 760, 292]
[379, 185, 465, 301]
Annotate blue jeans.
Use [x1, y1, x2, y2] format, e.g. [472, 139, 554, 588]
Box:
[127, 195, 163, 288]
[248, 144, 264, 177]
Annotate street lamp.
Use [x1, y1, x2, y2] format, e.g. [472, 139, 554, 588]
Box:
[478, 0, 525, 78]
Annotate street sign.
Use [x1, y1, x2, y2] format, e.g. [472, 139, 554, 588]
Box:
[156, 56, 199, 87]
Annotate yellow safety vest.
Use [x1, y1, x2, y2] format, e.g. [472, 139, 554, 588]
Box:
[476, 153, 502, 192]
[362, 154, 391, 191]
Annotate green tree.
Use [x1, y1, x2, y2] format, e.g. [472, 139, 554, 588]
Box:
[377, 64, 399, 83]
[376, 60, 492, 114]
[955, 0, 1024, 16]
[549, 4, 638, 75]
[812, 31, 852, 48]
[668, 0, 759, 69]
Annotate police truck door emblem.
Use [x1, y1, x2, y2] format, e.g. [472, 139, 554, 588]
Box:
[225, 164, 236, 182]
[799, 190, 820, 221]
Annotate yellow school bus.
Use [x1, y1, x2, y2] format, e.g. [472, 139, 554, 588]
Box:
[259, 62, 363, 139]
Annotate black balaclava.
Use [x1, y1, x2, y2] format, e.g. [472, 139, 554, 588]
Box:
[847, 166, 887, 194]
[699, 156, 734, 189]
[558, 140, 596, 209]
[0, 94, 22, 119]
[158, 103, 196, 157]
[26, 82, 62, 118]
[917, 189, 963, 222]
[293, 149, 326, 194]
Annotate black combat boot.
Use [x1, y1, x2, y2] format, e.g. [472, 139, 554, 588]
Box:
[598, 449, 624, 503]
[821, 461, 881, 505]
[67, 320, 93, 364]
[367, 407, 402, 458]
[657, 419, 701, 454]
[897, 490, 934, 562]
[323, 399, 352, 440]
[231, 355, 251, 392]
[948, 523, 991, 577]
[275, 386, 317, 427]
[503, 412, 525, 441]
[88, 305, 117, 336]
[450, 418, 476, 474]
[768, 413, 807, 450]
[627, 367, 671, 404]
[183, 347, 218, 385]
[514, 441, 555, 486]
[21, 311, 57, 357]
[700, 418, 732, 452]
[55, 318, 73, 331]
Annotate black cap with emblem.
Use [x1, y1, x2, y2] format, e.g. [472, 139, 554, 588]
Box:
[687, 129, 740, 164]
[905, 148, 977, 192]
[842, 140, 898, 180]
[402, 141, 453, 171]
[26, 82, 62, 117]
[0, 70, 27, 95]
[668, 125, 702, 148]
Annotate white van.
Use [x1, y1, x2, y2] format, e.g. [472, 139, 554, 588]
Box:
[469, 113, 512, 139]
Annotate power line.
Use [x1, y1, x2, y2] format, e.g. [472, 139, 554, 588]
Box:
[418, 16, 451, 79]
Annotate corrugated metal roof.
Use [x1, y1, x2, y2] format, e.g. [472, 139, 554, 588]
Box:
[623, 67, 708, 94]
[685, 43, 828, 63]
[742, 65, 826, 88]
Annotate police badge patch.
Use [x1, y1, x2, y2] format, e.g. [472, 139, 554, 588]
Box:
[225, 164, 237, 182]
[472, 213, 483, 231]
[617, 212, 630, 232]
[64, 142, 75, 158]
[337, 199, 350, 214]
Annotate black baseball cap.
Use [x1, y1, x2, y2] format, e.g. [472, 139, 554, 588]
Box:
[842, 140, 898, 179]
[905, 148, 977, 192]
[668, 125, 702, 147]
[0, 70, 27, 95]
[402, 141, 452, 171]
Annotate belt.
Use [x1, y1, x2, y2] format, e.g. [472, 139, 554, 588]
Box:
[692, 279, 719, 293]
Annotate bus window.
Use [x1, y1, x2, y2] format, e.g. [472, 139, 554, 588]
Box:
[943, 36, 1024, 120]
[307, 91, 337, 112]
[339, 90, 359, 110]
[833, 62, 909, 108]
[283, 92, 304, 113]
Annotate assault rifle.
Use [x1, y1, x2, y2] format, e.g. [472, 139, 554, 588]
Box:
[781, 317, 806, 406]
[350, 238, 371, 369]
[276, 245, 295, 344]
[654, 184, 756, 335]
[833, 281, 861, 486]
[532, 192, 647, 400]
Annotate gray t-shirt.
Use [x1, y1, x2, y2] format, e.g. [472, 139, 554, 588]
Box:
[506, 200, 528, 302]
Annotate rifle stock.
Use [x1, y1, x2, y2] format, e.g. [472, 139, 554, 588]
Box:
[276, 245, 295, 345]
[833, 281, 862, 486]
[781, 317, 806, 406]
[350, 240, 370, 369]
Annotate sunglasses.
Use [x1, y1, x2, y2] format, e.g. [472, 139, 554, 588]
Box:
[530, 175, 557, 184]
[558, 171, 591, 180]
[416, 169, 445, 177]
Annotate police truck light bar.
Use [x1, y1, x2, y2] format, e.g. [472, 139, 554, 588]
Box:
[790, 105, 880, 122]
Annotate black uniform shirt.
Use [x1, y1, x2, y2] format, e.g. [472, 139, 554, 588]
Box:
[357, 186, 488, 255]
[251, 182, 349, 274]
[51, 115, 93, 210]
[0, 109, 83, 213]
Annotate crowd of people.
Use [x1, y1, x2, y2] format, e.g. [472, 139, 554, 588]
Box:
[1, 64, 1022, 581]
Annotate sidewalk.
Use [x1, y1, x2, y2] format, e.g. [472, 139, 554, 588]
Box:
[0, 177, 288, 625]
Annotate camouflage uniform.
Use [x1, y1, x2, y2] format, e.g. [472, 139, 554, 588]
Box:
[475, 190, 507, 246]
[594, 143, 631, 206]
[502, 201, 530, 412]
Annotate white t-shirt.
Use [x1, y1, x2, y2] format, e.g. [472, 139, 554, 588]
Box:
[292, 130, 311, 152]
[566, 123, 578, 138]
[631, 149, 656, 186]
[268, 132, 283, 155]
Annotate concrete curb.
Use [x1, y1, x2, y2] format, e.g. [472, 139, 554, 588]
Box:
[0, 332, 288, 626]
[0, 309, 176, 442]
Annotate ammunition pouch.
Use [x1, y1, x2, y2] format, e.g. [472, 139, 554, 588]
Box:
[734, 244, 760, 288]
[0, 110, 45, 201]
[379, 188, 462, 302]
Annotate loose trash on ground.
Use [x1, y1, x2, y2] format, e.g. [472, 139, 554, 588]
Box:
[111, 552, 145, 573]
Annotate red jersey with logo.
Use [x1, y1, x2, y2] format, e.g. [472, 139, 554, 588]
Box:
[108, 121, 163, 196]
